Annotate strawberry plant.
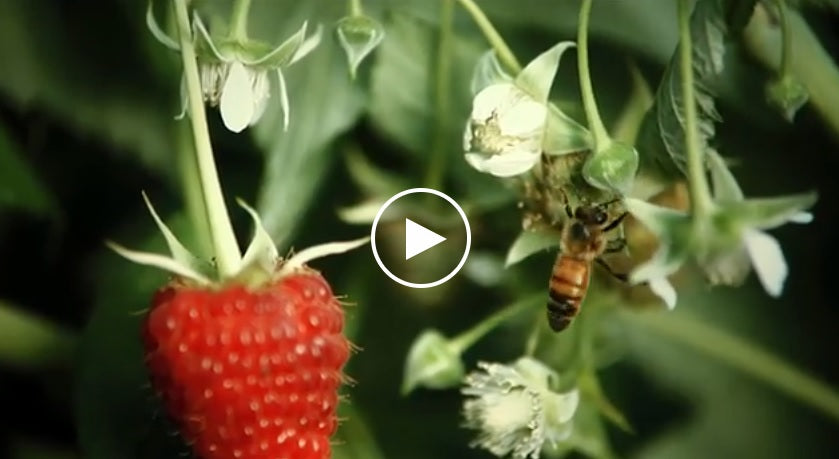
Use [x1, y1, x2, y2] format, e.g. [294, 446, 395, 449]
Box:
[1, 0, 839, 458]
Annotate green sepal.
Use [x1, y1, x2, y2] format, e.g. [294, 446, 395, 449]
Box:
[141, 192, 210, 276]
[276, 237, 370, 277]
[336, 15, 385, 79]
[146, 1, 179, 51]
[707, 150, 744, 202]
[505, 229, 561, 267]
[247, 22, 310, 66]
[401, 330, 464, 395]
[237, 199, 280, 280]
[470, 50, 512, 95]
[722, 192, 817, 230]
[514, 41, 576, 103]
[106, 242, 211, 286]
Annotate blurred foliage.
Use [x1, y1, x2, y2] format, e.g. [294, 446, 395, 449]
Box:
[0, 0, 838, 458]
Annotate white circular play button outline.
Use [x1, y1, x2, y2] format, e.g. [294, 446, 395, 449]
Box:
[370, 188, 472, 288]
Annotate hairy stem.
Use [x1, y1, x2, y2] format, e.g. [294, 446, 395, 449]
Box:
[173, 0, 242, 278]
[625, 310, 839, 424]
[455, 0, 522, 73]
[678, 0, 713, 220]
[744, 6, 839, 138]
[449, 293, 542, 354]
[577, 0, 612, 151]
[349, 0, 363, 16]
[777, 0, 791, 78]
[230, 0, 252, 42]
[424, 0, 454, 191]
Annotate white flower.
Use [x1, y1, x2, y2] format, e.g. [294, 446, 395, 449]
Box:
[180, 17, 321, 133]
[198, 61, 271, 133]
[462, 357, 579, 459]
[464, 84, 547, 177]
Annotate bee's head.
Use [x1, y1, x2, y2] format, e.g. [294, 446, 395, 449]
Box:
[573, 206, 609, 226]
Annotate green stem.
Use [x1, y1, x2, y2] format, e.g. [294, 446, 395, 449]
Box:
[349, 0, 363, 16]
[449, 293, 542, 354]
[455, 0, 522, 73]
[777, 0, 791, 78]
[176, 123, 212, 258]
[625, 310, 839, 424]
[677, 0, 713, 221]
[173, 0, 242, 278]
[611, 61, 654, 145]
[424, 0, 454, 191]
[744, 6, 839, 139]
[577, 0, 612, 152]
[230, 0, 252, 42]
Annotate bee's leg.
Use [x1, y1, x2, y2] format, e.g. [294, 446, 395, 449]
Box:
[604, 237, 627, 254]
[595, 258, 628, 282]
[559, 188, 573, 218]
[603, 212, 628, 232]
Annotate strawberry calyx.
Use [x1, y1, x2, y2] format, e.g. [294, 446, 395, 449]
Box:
[107, 193, 368, 288]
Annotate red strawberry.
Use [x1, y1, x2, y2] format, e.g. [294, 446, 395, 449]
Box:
[109, 194, 367, 458]
[142, 269, 350, 459]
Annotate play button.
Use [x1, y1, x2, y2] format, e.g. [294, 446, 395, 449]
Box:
[405, 218, 446, 260]
[371, 188, 471, 288]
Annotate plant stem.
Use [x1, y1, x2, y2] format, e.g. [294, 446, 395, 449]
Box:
[577, 0, 612, 152]
[424, 0, 454, 191]
[744, 6, 839, 140]
[173, 0, 242, 278]
[230, 0, 252, 42]
[611, 61, 653, 145]
[677, 0, 713, 221]
[176, 122, 212, 258]
[624, 309, 839, 424]
[349, 0, 363, 16]
[449, 293, 542, 354]
[777, 0, 791, 78]
[455, 0, 522, 73]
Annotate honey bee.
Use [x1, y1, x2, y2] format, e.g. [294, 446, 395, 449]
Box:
[547, 198, 627, 332]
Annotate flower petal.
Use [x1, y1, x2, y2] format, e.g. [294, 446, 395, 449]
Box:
[743, 229, 788, 297]
[648, 276, 677, 309]
[220, 62, 255, 133]
[465, 151, 540, 177]
[470, 84, 517, 122]
[788, 211, 813, 224]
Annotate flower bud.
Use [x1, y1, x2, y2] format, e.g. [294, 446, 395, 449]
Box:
[401, 330, 464, 394]
[766, 76, 809, 122]
[335, 15, 385, 78]
[582, 140, 639, 194]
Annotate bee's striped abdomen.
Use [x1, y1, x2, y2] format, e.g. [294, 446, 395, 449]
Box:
[546, 256, 590, 332]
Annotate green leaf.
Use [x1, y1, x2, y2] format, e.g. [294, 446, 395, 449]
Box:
[254, 18, 365, 248]
[639, 0, 728, 177]
[0, 300, 75, 370]
[505, 229, 561, 267]
[336, 15, 386, 78]
[345, 147, 408, 196]
[0, 0, 178, 177]
[0, 125, 56, 216]
[369, 12, 480, 156]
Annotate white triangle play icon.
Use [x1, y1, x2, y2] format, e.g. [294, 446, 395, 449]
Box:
[405, 218, 446, 260]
